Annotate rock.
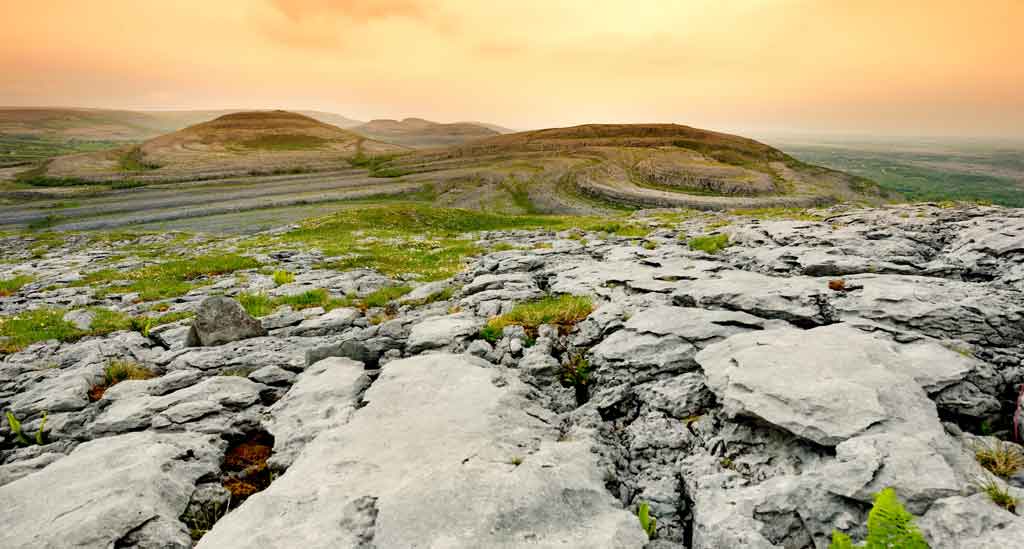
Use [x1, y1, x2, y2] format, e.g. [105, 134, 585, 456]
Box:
[63, 309, 95, 330]
[466, 339, 493, 358]
[185, 296, 267, 347]
[197, 354, 647, 548]
[0, 431, 223, 549]
[163, 336, 313, 374]
[264, 357, 370, 469]
[406, 314, 481, 353]
[399, 280, 451, 304]
[248, 365, 296, 386]
[0, 452, 65, 487]
[93, 376, 266, 435]
[919, 493, 1024, 547]
[149, 321, 191, 350]
[288, 307, 360, 337]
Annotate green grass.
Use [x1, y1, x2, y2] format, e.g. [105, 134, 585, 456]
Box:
[103, 360, 155, 385]
[361, 285, 412, 308]
[241, 134, 329, 151]
[0, 275, 33, 297]
[84, 254, 261, 301]
[730, 207, 824, 221]
[978, 477, 1017, 513]
[688, 233, 731, 254]
[975, 440, 1024, 478]
[0, 306, 194, 354]
[238, 293, 277, 317]
[485, 294, 594, 336]
[27, 215, 63, 230]
[0, 135, 121, 167]
[349, 153, 411, 177]
[272, 270, 294, 286]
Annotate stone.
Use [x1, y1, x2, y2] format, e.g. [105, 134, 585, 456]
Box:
[197, 354, 647, 548]
[264, 357, 370, 469]
[288, 307, 360, 337]
[185, 296, 267, 347]
[248, 365, 296, 386]
[0, 452, 65, 487]
[919, 493, 1024, 548]
[406, 314, 481, 353]
[0, 432, 223, 549]
[63, 309, 95, 330]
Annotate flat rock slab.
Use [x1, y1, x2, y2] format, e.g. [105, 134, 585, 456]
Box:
[198, 353, 647, 548]
[0, 431, 222, 549]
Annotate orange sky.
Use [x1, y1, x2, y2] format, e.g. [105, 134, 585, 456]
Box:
[1, 0, 1022, 137]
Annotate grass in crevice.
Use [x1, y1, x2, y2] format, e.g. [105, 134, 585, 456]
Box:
[88, 360, 156, 401]
[975, 440, 1024, 478]
[485, 294, 594, 337]
[84, 254, 260, 301]
[0, 306, 194, 354]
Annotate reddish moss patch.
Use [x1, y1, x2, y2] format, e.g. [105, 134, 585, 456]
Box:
[221, 431, 275, 504]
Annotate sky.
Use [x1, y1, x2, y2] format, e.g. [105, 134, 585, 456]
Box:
[1, 0, 1022, 138]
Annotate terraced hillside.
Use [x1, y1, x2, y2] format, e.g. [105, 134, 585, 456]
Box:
[1, 122, 889, 232]
[368, 123, 891, 212]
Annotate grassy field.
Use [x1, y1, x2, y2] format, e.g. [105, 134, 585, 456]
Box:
[0, 135, 123, 168]
[769, 137, 1024, 207]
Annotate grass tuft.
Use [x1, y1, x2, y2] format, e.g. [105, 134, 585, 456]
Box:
[688, 233, 731, 254]
[0, 275, 33, 297]
[975, 440, 1024, 478]
[485, 294, 594, 336]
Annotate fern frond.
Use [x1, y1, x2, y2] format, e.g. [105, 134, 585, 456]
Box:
[864, 488, 929, 549]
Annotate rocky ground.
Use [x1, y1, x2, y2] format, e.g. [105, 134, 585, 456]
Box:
[2, 203, 1024, 548]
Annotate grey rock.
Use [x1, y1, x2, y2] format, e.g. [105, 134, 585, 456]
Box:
[198, 354, 647, 548]
[0, 452, 64, 487]
[919, 493, 1024, 548]
[248, 365, 296, 386]
[265, 357, 370, 469]
[406, 314, 481, 353]
[185, 296, 267, 347]
[63, 309, 95, 331]
[288, 307, 360, 337]
[466, 339, 493, 358]
[0, 431, 223, 549]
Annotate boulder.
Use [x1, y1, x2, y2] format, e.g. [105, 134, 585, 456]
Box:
[197, 354, 647, 548]
[406, 314, 481, 353]
[0, 432, 223, 549]
[185, 296, 267, 347]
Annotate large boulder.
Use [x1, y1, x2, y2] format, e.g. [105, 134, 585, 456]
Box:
[185, 296, 267, 347]
[0, 432, 223, 549]
[197, 353, 647, 548]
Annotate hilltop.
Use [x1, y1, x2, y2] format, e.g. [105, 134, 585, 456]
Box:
[352, 118, 500, 148]
[363, 123, 889, 213]
[35, 111, 402, 181]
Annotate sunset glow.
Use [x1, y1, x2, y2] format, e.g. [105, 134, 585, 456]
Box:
[2, 0, 1021, 136]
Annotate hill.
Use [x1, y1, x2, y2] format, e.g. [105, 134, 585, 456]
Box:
[352, 118, 500, 148]
[357, 123, 889, 213]
[37, 110, 402, 181]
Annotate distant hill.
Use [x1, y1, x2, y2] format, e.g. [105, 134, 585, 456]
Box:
[0, 107, 365, 141]
[359, 123, 890, 212]
[352, 118, 500, 148]
[40, 110, 402, 181]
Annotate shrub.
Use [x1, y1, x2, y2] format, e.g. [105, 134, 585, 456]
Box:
[485, 294, 594, 336]
[272, 270, 294, 286]
[687, 233, 731, 254]
[829, 488, 928, 548]
[975, 440, 1024, 478]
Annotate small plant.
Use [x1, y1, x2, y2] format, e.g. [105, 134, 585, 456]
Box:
[272, 270, 294, 286]
[642, 240, 657, 250]
[828, 279, 847, 292]
[637, 502, 657, 540]
[479, 324, 502, 344]
[561, 354, 591, 405]
[975, 439, 1024, 478]
[509, 456, 523, 466]
[977, 476, 1017, 513]
[89, 361, 155, 401]
[238, 293, 277, 317]
[5, 411, 47, 446]
[829, 488, 928, 548]
[687, 233, 730, 254]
